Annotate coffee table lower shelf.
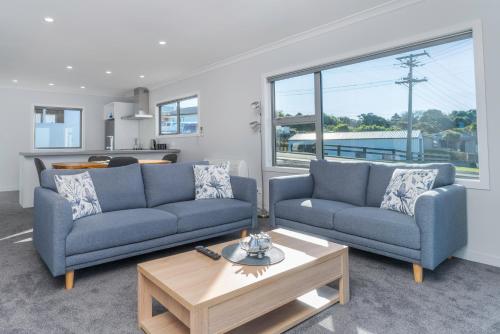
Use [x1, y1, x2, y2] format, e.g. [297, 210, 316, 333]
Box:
[140, 285, 339, 334]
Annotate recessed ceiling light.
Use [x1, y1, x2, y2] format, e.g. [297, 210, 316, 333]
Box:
[80, 86, 86, 89]
[158, 40, 167, 45]
[48, 83, 55, 86]
[139, 75, 145, 78]
[44, 17, 54, 23]
[66, 65, 73, 70]
[105, 70, 112, 74]
[12, 79, 18, 83]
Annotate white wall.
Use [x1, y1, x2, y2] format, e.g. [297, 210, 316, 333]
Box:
[0, 87, 127, 191]
[140, 0, 500, 267]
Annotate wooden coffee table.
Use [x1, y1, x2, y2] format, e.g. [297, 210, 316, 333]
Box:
[137, 228, 349, 334]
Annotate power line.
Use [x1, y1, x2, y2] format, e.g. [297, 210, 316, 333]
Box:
[415, 61, 474, 95]
[276, 79, 395, 97]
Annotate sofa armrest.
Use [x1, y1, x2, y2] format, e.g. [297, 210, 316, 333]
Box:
[415, 184, 467, 270]
[269, 174, 314, 226]
[230, 176, 257, 229]
[33, 187, 73, 277]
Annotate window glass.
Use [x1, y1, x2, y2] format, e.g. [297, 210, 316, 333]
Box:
[274, 74, 315, 118]
[160, 102, 178, 134]
[322, 37, 477, 179]
[34, 107, 82, 149]
[274, 123, 316, 168]
[158, 96, 198, 135]
[270, 32, 480, 180]
[179, 97, 198, 134]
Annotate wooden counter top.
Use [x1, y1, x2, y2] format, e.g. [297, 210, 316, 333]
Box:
[52, 160, 170, 169]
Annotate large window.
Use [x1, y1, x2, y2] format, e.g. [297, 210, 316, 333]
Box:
[34, 106, 82, 149]
[270, 31, 480, 180]
[158, 96, 199, 135]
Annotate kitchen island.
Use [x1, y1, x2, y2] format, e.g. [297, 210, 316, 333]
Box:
[19, 149, 180, 208]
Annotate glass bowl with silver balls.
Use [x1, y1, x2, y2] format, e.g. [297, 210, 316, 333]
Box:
[239, 232, 273, 259]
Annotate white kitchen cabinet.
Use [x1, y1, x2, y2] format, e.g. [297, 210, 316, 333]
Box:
[103, 102, 139, 149]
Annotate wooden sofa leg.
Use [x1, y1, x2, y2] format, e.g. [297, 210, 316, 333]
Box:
[240, 229, 248, 238]
[413, 264, 423, 283]
[65, 271, 74, 290]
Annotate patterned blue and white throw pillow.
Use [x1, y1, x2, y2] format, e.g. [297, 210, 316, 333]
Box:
[193, 162, 234, 200]
[380, 169, 438, 216]
[54, 171, 102, 220]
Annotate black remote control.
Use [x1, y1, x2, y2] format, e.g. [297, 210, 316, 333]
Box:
[195, 246, 221, 260]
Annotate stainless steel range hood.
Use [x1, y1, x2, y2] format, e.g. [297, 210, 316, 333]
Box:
[121, 87, 153, 120]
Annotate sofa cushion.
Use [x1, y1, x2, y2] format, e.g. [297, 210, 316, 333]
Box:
[366, 162, 455, 207]
[141, 161, 208, 207]
[275, 198, 355, 229]
[54, 171, 102, 220]
[41, 164, 147, 212]
[333, 207, 420, 249]
[194, 163, 234, 200]
[310, 160, 370, 206]
[155, 199, 252, 233]
[66, 208, 177, 255]
[381, 169, 438, 216]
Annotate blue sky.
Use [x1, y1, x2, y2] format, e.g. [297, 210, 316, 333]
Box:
[274, 37, 476, 119]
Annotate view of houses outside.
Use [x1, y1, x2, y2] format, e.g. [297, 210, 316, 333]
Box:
[34, 107, 82, 149]
[274, 35, 478, 179]
[159, 96, 198, 135]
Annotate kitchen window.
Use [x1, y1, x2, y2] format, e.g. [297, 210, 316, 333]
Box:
[34, 106, 82, 149]
[269, 30, 486, 182]
[158, 96, 199, 136]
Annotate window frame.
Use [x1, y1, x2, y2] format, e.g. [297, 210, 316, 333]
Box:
[32, 105, 83, 150]
[156, 94, 200, 137]
[263, 23, 489, 190]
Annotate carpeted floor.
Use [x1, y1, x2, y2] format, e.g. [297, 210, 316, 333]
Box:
[1, 191, 499, 334]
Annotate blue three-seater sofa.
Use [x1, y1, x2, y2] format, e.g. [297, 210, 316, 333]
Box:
[33, 161, 257, 289]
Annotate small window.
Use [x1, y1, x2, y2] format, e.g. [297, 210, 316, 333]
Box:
[34, 106, 82, 149]
[158, 96, 199, 135]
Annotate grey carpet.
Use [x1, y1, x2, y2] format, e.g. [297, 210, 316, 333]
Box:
[1, 191, 499, 334]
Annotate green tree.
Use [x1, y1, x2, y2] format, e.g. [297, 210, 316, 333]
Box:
[338, 116, 358, 127]
[442, 129, 462, 150]
[354, 124, 394, 132]
[323, 114, 338, 126]
[395, 111, 420, 130]
[358, 113, 390, 128]
[450, 109, 476, 128]
[390, 113, 404, 130]
[330, 124, 351, 132]
[415, 109, 453, 134]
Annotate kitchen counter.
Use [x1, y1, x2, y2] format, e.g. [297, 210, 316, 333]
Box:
[19, 149, 180, 157]
[18, 148, 180, 208]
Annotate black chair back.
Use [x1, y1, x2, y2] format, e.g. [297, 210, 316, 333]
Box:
[34, 158, 46, 185]
[88, 155, 111, 162]
[107, 157, 138, 168]
[162, 154, 178, 163]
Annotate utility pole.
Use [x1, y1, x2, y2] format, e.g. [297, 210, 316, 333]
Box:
[396, 51, 429, 161]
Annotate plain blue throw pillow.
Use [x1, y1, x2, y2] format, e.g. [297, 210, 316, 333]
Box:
[310, 160, 370, 206]
[141, 161, 208, 207]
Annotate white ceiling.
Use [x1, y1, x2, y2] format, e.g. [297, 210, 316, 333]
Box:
[0, 0, 389, 97]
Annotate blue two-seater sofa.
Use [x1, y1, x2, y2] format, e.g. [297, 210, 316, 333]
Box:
[269, 160, 467, 282]
[34, 161, 257, 289]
